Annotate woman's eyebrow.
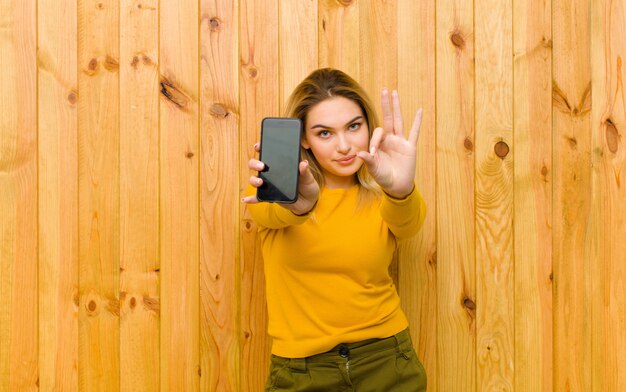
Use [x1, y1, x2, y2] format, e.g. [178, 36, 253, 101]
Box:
[310, 115, 364, 130]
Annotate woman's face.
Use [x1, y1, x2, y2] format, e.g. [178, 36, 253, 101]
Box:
[302, 96, 370, 189]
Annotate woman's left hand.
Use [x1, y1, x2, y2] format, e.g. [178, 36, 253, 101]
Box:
[357, 89, 422, 199]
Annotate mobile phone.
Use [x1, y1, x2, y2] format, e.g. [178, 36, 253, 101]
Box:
[257, 117, 302, 203]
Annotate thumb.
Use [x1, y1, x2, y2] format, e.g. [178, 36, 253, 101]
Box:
[357, 150, 377, 172]
[299, 160, 316, 184]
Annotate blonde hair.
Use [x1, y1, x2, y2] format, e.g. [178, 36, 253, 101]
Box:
[283, 68, 382, 205]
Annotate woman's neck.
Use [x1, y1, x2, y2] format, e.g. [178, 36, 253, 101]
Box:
[323, 174, 357, 189]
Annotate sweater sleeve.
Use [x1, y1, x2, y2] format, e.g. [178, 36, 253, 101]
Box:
[379, 185, 427, 240]
[245, 185, 313, 229]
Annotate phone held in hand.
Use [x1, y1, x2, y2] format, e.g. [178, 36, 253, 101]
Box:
[257, 117, 302, 203]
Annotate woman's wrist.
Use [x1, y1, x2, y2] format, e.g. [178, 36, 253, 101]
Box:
[291, 200, 318, 216]
[383, 184, 415, 200]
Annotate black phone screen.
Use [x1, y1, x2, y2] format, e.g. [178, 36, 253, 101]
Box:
[257, 118, 302, 203]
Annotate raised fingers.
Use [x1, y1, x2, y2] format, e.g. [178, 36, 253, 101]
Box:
[369, 127, 384, 155]
[381, 89, 404, 136]
[408, 108, 423, 146]
[391, 90, 403, 136]
[381, 89, 394, 134]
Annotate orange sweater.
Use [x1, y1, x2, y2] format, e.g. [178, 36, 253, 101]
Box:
[247, 185, 426, 358]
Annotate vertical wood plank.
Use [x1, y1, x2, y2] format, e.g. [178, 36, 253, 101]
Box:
[279, 0, 318, 113]
[239, 0, 278, 389]
[318, 0, 360, 79]
[77, 0, 120, 390]
[159, 0, 200, 389]
[513, 0, 553, 391]
[119, 0, 160, 391]
[590, 1, 626, 390]
[474, 0, 514, 390]
[435, 1, 476, 391]
[553, 0, 593, 390]
[199, 0, 240, 391]
[397, 0, 437, 388]
[38, 0, 79, 390]
[0, 0, 38, 390]
[359, 0, 397, 122]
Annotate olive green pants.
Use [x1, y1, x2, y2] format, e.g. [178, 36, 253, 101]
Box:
[264, 329, 427, 391]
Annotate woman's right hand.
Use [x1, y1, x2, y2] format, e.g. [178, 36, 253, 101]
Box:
[241, 143, 320, 216]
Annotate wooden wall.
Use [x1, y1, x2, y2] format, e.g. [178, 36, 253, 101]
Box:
[1, 0, 625, 391]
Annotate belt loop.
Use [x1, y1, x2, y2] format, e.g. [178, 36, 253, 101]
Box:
[394, 331, 403, 354]
[394, 328, 410, 353]
[288, 358, 307, 372]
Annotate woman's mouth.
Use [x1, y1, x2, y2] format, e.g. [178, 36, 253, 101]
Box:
[335, 155, 356, 165]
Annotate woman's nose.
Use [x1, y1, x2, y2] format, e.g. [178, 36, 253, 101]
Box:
[336, 133, 350, 153]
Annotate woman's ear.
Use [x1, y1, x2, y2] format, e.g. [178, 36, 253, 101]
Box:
[301, 135, 310, 149]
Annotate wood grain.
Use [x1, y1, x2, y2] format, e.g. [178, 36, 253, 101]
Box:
[239, 0, 279, 389]
[3, 2, 626, 390]
[318, 0, 360, 79]
[119, 0, 160, 390]
[397, 1, 437, 389]
[77, 0, 120, 390]
[279, 0, 318, 113]
[199, 0, 240, 391]
[37, 0, 79, 390]
[159, 0, 200, 390]
[513, 0, 553, 391]
[591, 1, 626, 390]
[553, 0, 593, 391]
[474, 0, 514, 390]
[359, 0, 397, 123]
[435, 1, 476, 391]
[0, 0, 38, 390]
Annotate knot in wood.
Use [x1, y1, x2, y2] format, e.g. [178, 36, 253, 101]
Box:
[104, 55, 119, 72]
[209, 103, 229, 119]
[143, 296, 160, 313]
[88, 58, 98, 71]
[160, 77, 189, 109]
[67, 91, 78, 105]
[450, 30, 465, 50]
[209, 17, 221, 31]
[429, 250, 437, 267]
[247, 66, 258, 79]
[87, 300, 97, 313]
[464, 137, 474, 152]
[605, 118, 619, 153]
[494, 141, 509, 159]
[130, 297, 137, 309]
[463, 297, 476, 310]
[107, 298, 120, 316]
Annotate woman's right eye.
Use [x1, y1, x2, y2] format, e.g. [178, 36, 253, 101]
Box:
[318, 130, 330, 138]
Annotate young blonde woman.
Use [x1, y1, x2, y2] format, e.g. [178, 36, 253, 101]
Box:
[242, 68, 427, 391]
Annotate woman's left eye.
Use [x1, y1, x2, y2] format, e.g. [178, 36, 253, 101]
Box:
[348, 122, 361, 131]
